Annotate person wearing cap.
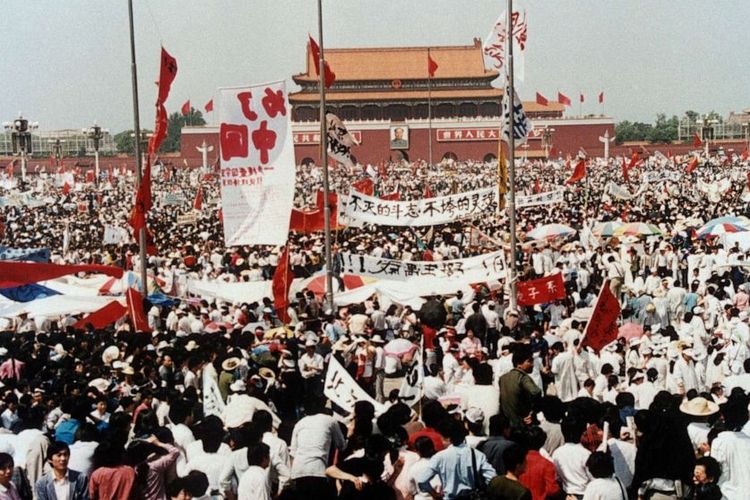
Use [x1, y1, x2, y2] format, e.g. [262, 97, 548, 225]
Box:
[498, 345, 542, 427]
[298, 340, 324, 397]
[674, 348, 700, 395]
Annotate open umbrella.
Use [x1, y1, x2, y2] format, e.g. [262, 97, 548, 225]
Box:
[618, 322, 643, 341]
[301, 274, 377, 298]
[593, 221, 623, 237]
[697, 216, 750, 238]
[203, 321, 234, 334]
[384, 338, 417, 357]
[614, 222, 662, 237]
[527, 223, 576, 241]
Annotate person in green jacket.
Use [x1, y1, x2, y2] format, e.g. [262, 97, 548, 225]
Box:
[498, 345, 542, 427]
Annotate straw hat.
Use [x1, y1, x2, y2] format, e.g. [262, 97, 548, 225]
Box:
[259, 367, 276, 383]
[222, 357, 241, 372]
[121, 365, 135, 376]
[679, 397, 719, 417]
[102, 345, 120, 364]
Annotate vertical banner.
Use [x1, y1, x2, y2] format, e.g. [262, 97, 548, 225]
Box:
[218, 81, 295, 245]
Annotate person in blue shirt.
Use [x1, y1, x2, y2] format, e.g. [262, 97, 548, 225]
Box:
[418, 418, 497, 499]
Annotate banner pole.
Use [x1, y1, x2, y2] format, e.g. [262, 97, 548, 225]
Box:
[317, 0, 335, 312]
[507, 0, 518, 312]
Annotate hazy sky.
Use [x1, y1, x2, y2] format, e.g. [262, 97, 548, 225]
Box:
[2, 0, 748, 133]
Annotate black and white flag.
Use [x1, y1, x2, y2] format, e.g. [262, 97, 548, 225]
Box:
[501, 85, 531, 146]
[326, 112, 359, 168]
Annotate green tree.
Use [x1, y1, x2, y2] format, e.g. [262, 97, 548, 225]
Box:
[648, 113, 679, 143]
[615, 121, 653, 143]
[162, 108, 206, 153]
[113, 129, 153, 155]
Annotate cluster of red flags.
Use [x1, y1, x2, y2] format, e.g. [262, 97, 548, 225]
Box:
[71, 287, 151, 332]
[565, 159, 586, 185]
[540, 91, 604, 107]
[289, 190, 339, 233]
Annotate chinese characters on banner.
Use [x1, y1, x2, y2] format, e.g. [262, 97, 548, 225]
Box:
[324, 357, 385, 415]
[501, 85, 531, 146]
[218, 81, 295, 245]
[580, 280, 621, 353]
[514, 190, 564, 208]
[516, 273, 566, 306]
[345, 187, 497, 227]
[339, 250, 506, 283]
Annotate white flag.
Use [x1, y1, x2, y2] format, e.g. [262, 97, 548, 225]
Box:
[483, 9, 527, 81]
[398, 349, 424, 407]
[326, 113, 359, 168]
[501, 84, 531, 145]
[324, 357, 385, 415]
[202, 365, 226, 418]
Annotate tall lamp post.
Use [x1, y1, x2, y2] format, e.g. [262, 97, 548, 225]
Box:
[3, 114, 38, 182]
[84, 123, 107, 185]
[48, 138, 66, 167]
[696, 116, 719, 157]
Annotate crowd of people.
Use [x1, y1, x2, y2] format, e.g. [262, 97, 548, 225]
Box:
[0, 150, 748, 499]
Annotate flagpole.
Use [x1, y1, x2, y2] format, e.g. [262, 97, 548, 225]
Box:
[127, 0, 148, 295]
[506, 0, 518, 313]
[317, 0, 335, 312]
[427, 48, 433, 168]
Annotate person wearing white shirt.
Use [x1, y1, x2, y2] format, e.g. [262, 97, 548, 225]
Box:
[289, 399, 346, 480]
[711, 396, 750, 500]
[552, 417, 591, 497]
[238, 443, 271, 500]
[167, 401, 196, 477]
[582, 452, 628, 500]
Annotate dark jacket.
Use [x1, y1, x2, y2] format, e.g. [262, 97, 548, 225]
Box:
[35, 469, 89, 500]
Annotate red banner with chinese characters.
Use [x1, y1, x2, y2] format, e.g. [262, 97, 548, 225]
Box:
[218, 81, 295, 245]
[580, 280, 621, 353]
[516, 273, 566, 306]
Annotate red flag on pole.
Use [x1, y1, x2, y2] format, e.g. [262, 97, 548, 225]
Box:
[129, 160, 152, 235]
[627, 152, 638, 171]
[156, 47, 178, 104]
[693, 132, 702, 148]
[535, 92, 548, 106]
[621, 160, 629, 183]
[580, 279, 621, 353]
[309, 35, 336, 88]
[558, 92, 571, 106]
[272, 247, 292, 323]
[427, 53, 438, 78]
[516, 274, 566, 306]
[565, 160, 586, 184]
[204, 99, 213, 113]
[62, 182, 71, 195]
[126, 287, 152, 333]
[351, 178, 374, 196]
[193, 187, 203, 211]
[598, 91, 604, 104]
[686, 156, 699, 174]
[181, 100, 190, 116]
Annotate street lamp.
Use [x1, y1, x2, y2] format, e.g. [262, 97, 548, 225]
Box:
[48, 138, 66, 168]
[83, 123, 108, 185]
[2, 114, 38, 181]
[542, 126, 556, 159]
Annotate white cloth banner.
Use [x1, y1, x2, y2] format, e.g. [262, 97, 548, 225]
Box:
[398, 348, 423, 407]
[516, 190, 563, 208]
[642, 171, 681, 183]
[345, 187, 497, 226]
[218, 80, 295, 245]
[103, 225, 131, 246]
[324, 356, 385, 415]
[339, 250, 507, 283]
[483, 9, 527, 81]
[202, 365, 226, 418]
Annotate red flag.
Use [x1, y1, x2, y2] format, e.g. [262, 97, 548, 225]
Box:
[380, 191, 400, 201]
[129, 160, 152, 235]
[565, 160, 586, 184]
[423, 184, 433, 199]
[272, 247, 292, 323]
[309, 35, 336, 88]
[627, 152, 638, 171]
[181, 100, 190, 116]
[193, 187, 203, 211]
[693, 132, 702, 148]
[427, 53, 438, 78]
[126, 287, 152, 333]
[534, 177, 541, 194]
[156, 47, 178, 104]
[579, 92, 585, 103]
[62, 182, 71, 195]
[290, 208, 327, 233]
[741, 149, 749, 161]
[85, 170, 95, 183]
[73, 300, 127, 330]
[686, 156, 699, 174]
[0, 261, 123, 289]
[535, 92, 548, 106]
[516, 274, 566, 306]
[549, 146, 557, 157]
[621, 160, 629, 183]
[204, 99, 213, 113]
[598, 91, 604, 104]
[580, 280, 621, 353]
[5, 160, 14, 179]
[351, 178, 374, 196]
[558, 92, 571, 106]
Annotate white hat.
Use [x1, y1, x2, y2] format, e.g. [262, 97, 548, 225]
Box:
[693, 306, 705, 315]
[305, 339, 317, 347]
[88, 378, 110, 393]
[102, 345, 120, 364]
[121, 364, 135, 376]
[185, 340, 199, 351]
[679, 397, 719, 416]
[222, 357, 241, 371]
[465, 407, 485, 424]
[229, 380, 246, 393]
[370, 334, 385, 344]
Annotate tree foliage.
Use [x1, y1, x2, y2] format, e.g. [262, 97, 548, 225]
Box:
[162, 108, 206, 153]
[615, 111, 690, 144]
[113, 129, 153, 155]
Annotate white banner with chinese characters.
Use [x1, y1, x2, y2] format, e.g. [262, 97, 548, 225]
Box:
[344, 187, 497, 226]
[516, 190, 564, 208]
[218, 81, 295, 245]
[324, 356, 385, 415]
[339, 250, 506, 283]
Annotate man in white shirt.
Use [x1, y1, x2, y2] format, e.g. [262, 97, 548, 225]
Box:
[289, 398, 346, 480]
[238, 443, 271, 500]
[552, 416, 591, 497]
[711, 393, 750, 500]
